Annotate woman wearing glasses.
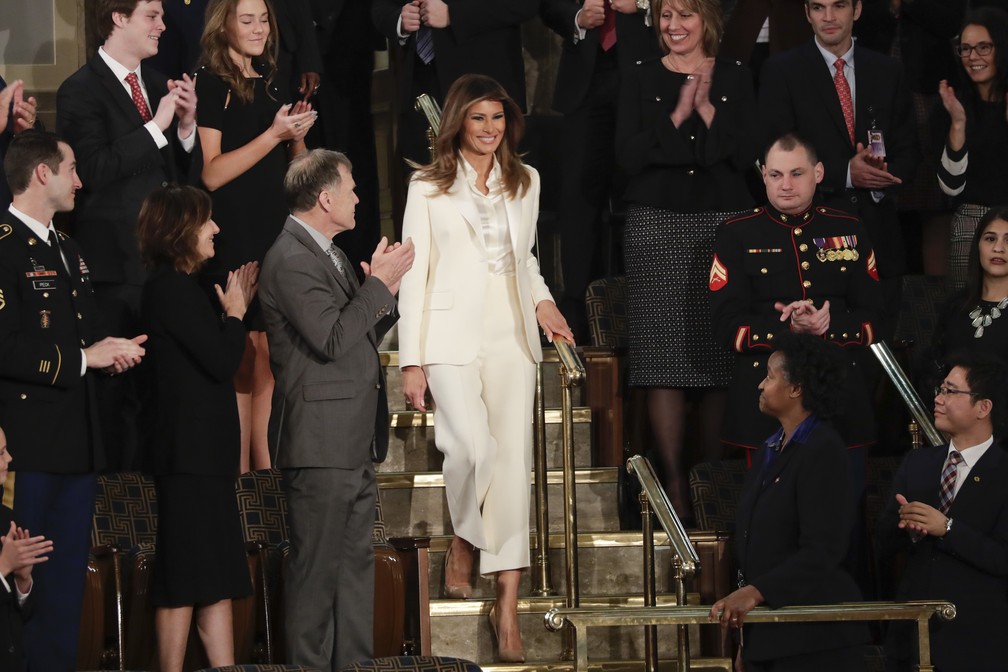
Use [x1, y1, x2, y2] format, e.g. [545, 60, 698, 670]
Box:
[938, 7, 1008, 290]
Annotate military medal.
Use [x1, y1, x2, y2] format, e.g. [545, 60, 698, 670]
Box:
[39, 310, 51, 329]
[827, 249, 838, 261]
[813, 238, 828, 262]
[842, 249, 854, 261]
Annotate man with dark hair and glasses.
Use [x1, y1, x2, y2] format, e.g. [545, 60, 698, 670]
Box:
[876, 350, 1008, 671]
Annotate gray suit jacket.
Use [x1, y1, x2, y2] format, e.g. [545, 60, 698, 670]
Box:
[260, 216, 396, 469]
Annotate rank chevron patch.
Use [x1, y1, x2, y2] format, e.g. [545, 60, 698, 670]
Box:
[709, 254, 728, 291]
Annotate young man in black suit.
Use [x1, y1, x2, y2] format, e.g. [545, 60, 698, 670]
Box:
[877, 352, 1008, 671]
[0, 132, 147, 672]
[757, 0, 917, 339]
[56, 0, 196, 470]
[538, 0, 659, 340]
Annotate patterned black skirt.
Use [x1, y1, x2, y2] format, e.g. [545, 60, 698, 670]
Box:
[624, 205, 740, 388]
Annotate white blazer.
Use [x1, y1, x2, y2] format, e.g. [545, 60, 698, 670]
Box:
[398, 162, 554, 368]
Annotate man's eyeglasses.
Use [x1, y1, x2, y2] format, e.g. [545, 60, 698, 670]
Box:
[955, 42, 995, 58]
[934, 385, 978, 399]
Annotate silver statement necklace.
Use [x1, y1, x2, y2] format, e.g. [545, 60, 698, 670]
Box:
[970, 297, 1008, 338]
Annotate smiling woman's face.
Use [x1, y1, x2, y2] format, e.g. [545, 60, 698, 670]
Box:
[979, 217, 1008, 280]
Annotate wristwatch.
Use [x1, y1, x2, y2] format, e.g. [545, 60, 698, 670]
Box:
[944, 516, 954, 535]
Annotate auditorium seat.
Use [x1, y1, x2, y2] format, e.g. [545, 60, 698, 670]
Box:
[339, 655, 481, 672]
[688, 459, 747, 534]
[585, 276, 629, 349]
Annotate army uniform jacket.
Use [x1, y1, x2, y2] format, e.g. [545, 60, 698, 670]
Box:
[0, 210, 103, 473]
[709, 204, 882, 451]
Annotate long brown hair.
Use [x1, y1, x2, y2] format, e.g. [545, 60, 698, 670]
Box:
[414, 74, 530, 199]
[198, 0, 279, 104]
[138, 185, 214, 273]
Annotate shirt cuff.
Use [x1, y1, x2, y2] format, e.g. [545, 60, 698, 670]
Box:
[81, 348, 88, 376]
[178, 125, 196, 153]
[397, 15, 408, 43]
[573, 10, 587, 41]
[846, 162, 853, 190]
[145, 121, 169, 149]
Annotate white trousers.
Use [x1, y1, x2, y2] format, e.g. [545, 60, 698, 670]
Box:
[424, 273, 537, 575]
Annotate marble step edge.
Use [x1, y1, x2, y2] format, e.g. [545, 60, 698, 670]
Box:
[377, 467, 617, 489]
[409, 530, 732, 552]
[429, 592, 685, 617]
[477, 659, 732, 672]
[389, 407, 591, 428]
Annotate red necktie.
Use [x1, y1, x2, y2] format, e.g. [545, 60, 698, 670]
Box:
[833, 58, 855, 146]
[125, 72, 153, 123]
[599, 3, 617, 52]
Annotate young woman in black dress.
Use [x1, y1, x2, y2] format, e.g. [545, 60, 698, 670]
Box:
[195, 0, 316, 471]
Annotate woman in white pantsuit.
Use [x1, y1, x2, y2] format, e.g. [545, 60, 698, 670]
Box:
[399, 74, 572, 663]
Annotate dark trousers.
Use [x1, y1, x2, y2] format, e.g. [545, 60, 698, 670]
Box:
[556, 51, 621, 341]
[13, 471, 97, 672]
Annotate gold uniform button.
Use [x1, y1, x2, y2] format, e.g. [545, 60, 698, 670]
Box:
[794, 227, 803, 236]
[803, 280, 812, 288]
[19, 393, 26, 400]
[801, 261, 810, 270]
[767, 333, 774, 340]
[856, 332, 861, 338]
[780, 214, 788, 222]
[760, 267, 768, 274]
[753, 334, 760, 341]
[843, 333, 849, 338]
[799, 244, 808, 252]
[840, 266, 847, 272]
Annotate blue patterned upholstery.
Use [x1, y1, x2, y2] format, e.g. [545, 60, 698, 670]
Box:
[585, 276, 628, 348]
[340, 656, 481, 672]
[688, 459, 747, 534]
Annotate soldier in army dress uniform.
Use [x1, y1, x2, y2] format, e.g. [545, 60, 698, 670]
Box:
[710, 133, 883, 463]
[0, 131, 147, 670]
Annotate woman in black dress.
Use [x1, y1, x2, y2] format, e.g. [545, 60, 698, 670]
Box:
[710, 333, 866, 672]
[195, 0, 316, 471]
[138, 186, 257, 672]
[926, 207, 1008, 390]
[616, 0, 756, 517]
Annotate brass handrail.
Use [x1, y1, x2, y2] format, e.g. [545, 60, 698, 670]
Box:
[870, 342, 944, 447]
[545, 601, 956, 672]
[530, 338, 586, 658]
[626, 455, 700, 672]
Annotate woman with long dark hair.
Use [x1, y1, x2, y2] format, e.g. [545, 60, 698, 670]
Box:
[195, 0, 316, 471]
[937, 7, 1008, 290]
[398, 74, 572, 662]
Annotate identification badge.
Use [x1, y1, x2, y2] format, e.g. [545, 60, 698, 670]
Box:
[32, 279, 56, 291]
[868, 130, 886, 159]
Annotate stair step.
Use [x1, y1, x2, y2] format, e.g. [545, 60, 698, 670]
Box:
[383, 420, 593, 473]
[423, 532, 679, 599]
[379, 468, 620, 537]
[428, 594, 705, 664]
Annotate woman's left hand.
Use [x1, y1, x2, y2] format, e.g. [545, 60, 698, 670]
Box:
[709, 584, 763, 628]
[693, 57, 716, 125]
[536, 300, 575, 345]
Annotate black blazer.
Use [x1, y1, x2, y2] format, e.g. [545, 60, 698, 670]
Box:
[876, 441, 1008, 671]
[735, 421, 866, 662]
[56, 56, 189, 286]
[538, 0, 661, 114]
[758, 41, 919, 277]
[0, 505, 30, 672]
[141, 267, 246, 476]
[0, 212, 104, 473]
[372, 0, 537, 110]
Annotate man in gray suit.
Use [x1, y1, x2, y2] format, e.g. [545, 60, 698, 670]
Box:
[260, 149, 414, 671]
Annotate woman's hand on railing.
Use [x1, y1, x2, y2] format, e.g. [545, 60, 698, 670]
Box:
[709, 585, 764, 628]
[402, 365, 429, 411]
[535, 300, 575, 345]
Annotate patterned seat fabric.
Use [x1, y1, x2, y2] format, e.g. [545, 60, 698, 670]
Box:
[236, 469, 288, 548]
[91, 472, 158, 549]
[893, 274, 947, 367]
[688, 459, 748, 534]
[585, 276, 628, 348]
[340, 656, 482, 672]
[194, 665, 322, 671]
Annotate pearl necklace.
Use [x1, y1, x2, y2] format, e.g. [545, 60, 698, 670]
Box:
[969, 296, 1008, 338]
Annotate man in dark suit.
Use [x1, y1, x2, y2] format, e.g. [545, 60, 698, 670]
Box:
[276, 0, 324, 101]
[539, 0, 659, 340]
[260, 149, 414, 670]
[0, 132, 146, 672]
[758, 0, 917, 339]
[56, 0, 196, 470]
[876, 351, 1008, 671]
[372, 0, 538, 167]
